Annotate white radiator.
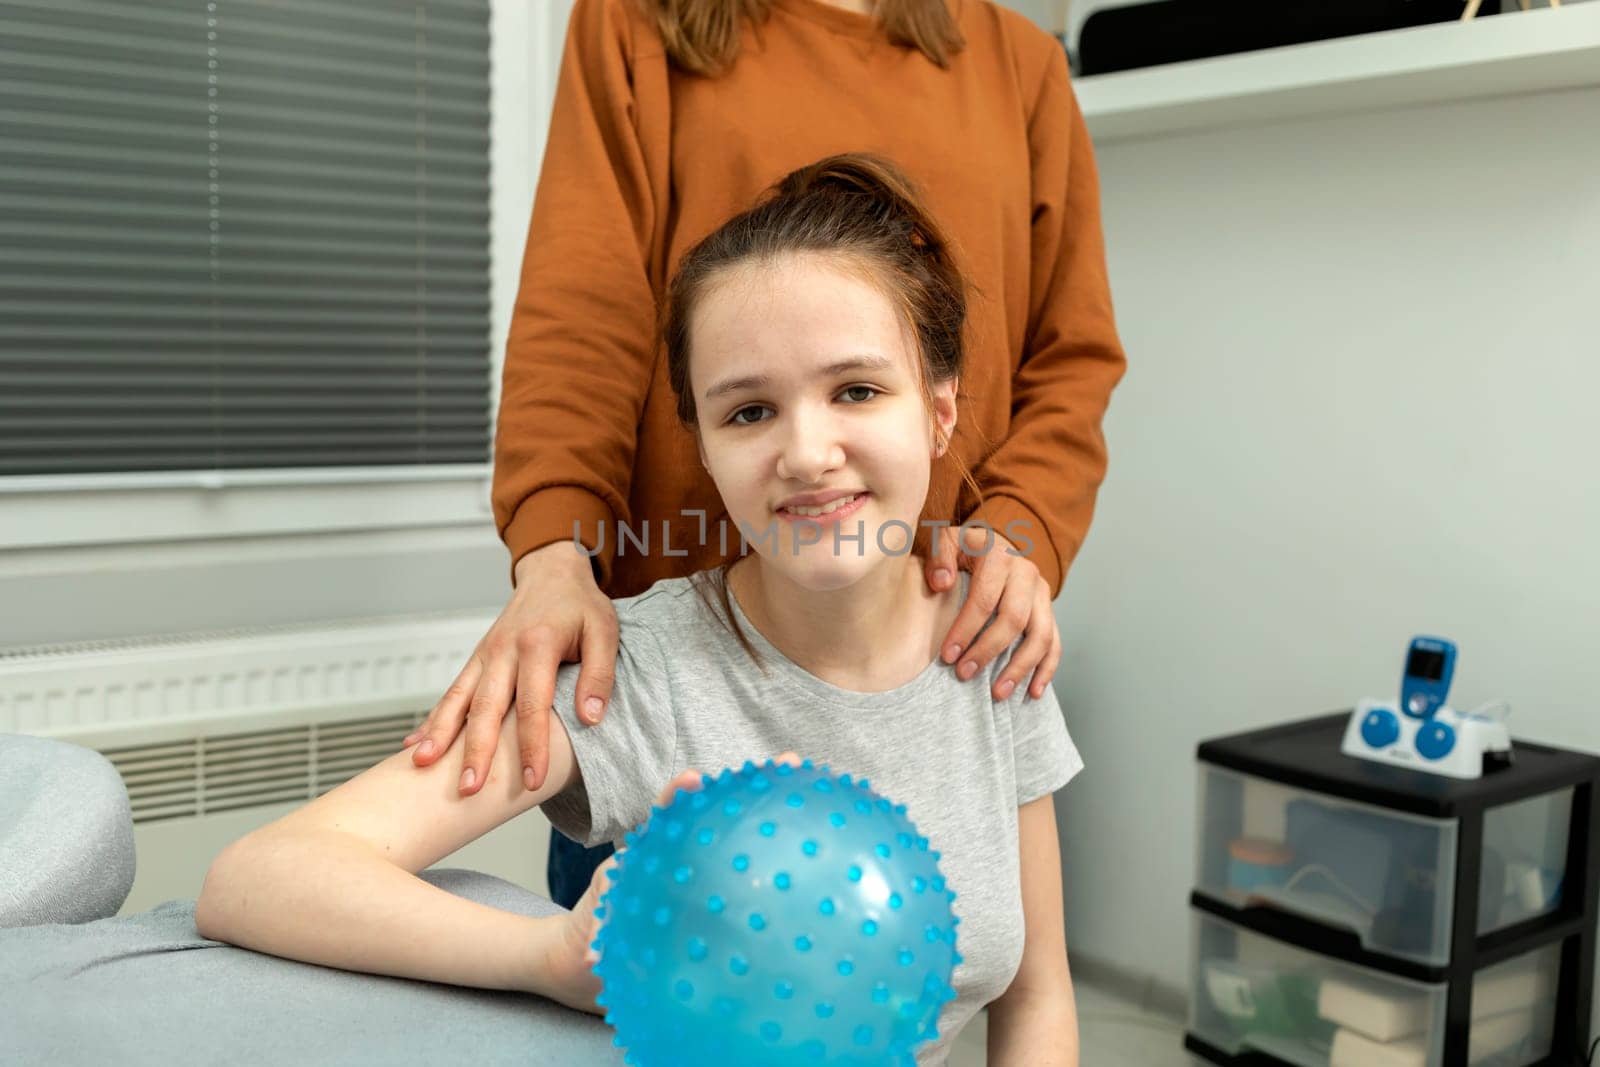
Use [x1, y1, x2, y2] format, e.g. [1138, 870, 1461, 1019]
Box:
[0, 612, 552, 915]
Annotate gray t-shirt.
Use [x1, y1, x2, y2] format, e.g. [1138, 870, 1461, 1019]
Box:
[542, 573, 1083, 1063]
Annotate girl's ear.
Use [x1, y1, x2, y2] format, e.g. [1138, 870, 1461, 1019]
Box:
[929, 378, 958, 458]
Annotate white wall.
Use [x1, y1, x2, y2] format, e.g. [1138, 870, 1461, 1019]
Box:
[1054, 84, 1600, 1016]
[1005, 0, 1067, 33]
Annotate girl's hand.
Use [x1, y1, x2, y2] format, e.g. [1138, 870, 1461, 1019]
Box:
[404, 540, 619, 796]
[925, 524, 1061, 702]
[559, 754, 804, 1004]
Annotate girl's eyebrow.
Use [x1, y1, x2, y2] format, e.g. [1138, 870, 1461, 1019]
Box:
[702, 355, 894, 400]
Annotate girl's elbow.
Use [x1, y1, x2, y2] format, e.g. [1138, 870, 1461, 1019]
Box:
[193, 835, 261, 940]
[193, 885, 225, 941]
[193, 852, 233, 939]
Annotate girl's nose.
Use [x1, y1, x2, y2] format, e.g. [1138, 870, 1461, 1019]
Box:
[774, 407, 844, 484]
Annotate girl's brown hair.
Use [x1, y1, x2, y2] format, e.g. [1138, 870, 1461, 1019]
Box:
[662, 153, 983, 661]
[639, 0, 965, 75]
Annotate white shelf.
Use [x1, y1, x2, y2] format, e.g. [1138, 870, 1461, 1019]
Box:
[1074, 4, 1600, 143]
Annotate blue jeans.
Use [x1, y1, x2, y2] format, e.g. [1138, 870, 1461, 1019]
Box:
[546, 829, 616, 910]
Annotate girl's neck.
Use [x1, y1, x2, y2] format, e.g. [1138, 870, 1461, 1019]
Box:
[728, 554, 960, 691]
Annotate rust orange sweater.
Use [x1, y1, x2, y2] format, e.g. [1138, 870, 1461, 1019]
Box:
[494, 0, 1125, 598]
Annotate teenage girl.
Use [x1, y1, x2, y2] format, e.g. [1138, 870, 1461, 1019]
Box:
[197, 155, 1083, 1064]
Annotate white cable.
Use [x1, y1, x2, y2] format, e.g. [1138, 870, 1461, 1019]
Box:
[1278, 863, 1379, 916]
[1467, 699, 1512, 723]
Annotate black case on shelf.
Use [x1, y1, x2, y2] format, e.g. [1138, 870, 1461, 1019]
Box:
[1079, 0, 1503, 76]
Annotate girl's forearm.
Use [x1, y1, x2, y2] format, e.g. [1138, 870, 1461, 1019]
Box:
[987, 983, 1081, 1067]
[195, 827, 598, 1010]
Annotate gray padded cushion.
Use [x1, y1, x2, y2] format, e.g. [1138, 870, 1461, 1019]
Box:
[0, 733, 137, 928]
[0, 867, 621, 1065]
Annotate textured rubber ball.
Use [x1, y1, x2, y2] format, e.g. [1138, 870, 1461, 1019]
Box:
[593, 760, 959, 1066]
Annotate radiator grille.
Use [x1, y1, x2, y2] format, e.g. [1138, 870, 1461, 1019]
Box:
[0, 610, 489, 736]
[103, 710, 422, 823]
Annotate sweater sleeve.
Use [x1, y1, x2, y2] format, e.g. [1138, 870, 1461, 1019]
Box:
[492, 0, 667, 588]
[966, 44, 1126, 599]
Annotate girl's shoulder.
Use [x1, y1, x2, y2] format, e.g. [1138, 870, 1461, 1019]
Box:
[610, 575, 725, 654]
[606, 574, 780, 702]
[612, 574, 693, 623]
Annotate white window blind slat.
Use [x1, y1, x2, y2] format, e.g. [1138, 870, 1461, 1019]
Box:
[3, 257, 492, 289]
[1, 281, 489, 313]
[0, 374, 486, 392]
[5, 126, 490, 174]
[0, 327, 484, 347]
[5, 391, 490, 409]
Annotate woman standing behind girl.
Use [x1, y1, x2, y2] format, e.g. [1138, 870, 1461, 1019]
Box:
[410, 1, 1125, 887]
[199, 156, 1083, 1064]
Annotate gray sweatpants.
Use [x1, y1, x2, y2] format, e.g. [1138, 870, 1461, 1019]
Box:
[0, 868, 620, 1066]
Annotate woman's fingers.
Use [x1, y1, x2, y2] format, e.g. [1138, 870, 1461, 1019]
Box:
[938, 537, 1010, 670]
[922, 523, 960, 593]
[514, 636, 561, 792]
[456, 647, 519, 795]
[409, 542, 618, 789]
[573, 606, 620, 726]
[518, 671, 556, 796]
[992, 577, 1058, 701]
[958, 566, 1036, 682]
[407, 654, 484, 764]
[1030, 626, 1063, 700]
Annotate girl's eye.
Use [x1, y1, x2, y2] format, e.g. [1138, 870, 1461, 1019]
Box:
[729, 405, 771, 426]
[839, 385, 878, 404]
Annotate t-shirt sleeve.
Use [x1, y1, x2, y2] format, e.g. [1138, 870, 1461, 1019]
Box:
[1002, 674, 1083, 806]
[540, 613, 677, 847]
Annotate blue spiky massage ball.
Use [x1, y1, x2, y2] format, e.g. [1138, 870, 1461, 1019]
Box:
[592, 759, 960, 1066]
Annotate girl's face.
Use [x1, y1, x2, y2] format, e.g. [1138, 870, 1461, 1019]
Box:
[690, 252, 957, 592]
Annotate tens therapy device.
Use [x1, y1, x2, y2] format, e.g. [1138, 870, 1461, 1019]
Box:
[1341, 636, 1512, 780]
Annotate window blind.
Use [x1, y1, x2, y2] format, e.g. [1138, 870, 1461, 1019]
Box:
[0, 0, 493, 476]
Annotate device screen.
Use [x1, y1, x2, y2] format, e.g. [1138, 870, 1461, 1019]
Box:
[1406, 647, 1446, 681]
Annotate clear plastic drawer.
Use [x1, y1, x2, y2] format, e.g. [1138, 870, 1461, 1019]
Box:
[1194, 766, 1571, 967]
[1191, 910, 1559, 1067]
[1478, 789, 1573, 939]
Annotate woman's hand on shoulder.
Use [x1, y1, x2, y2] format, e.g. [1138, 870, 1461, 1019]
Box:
[404, 540, 620, 796]
[926, 525, 1061, 703]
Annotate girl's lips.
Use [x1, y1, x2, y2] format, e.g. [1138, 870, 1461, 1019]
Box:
[774, 492, 870, 526]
